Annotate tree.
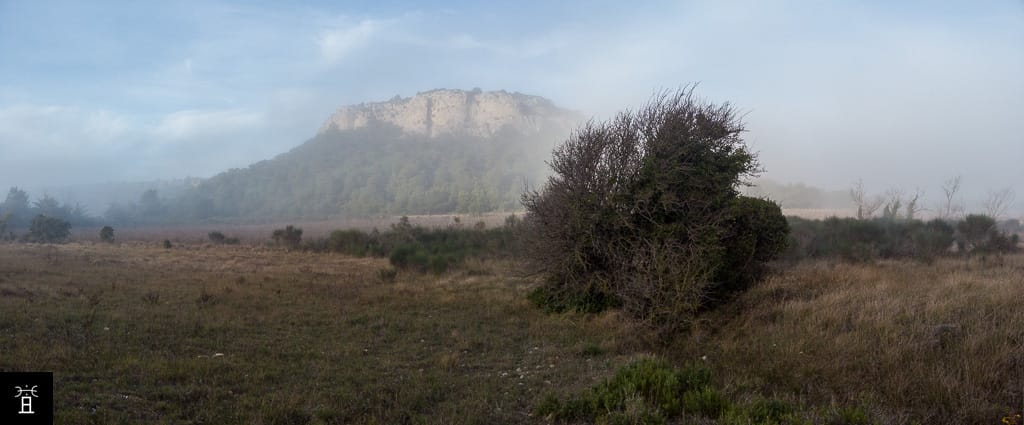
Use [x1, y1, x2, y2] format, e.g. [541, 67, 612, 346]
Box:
[1, 187, 30, 227]
[0, 212, 10, 239]
[881, 188, 904, 220]
[904, 188, 924, 220]
[25, 214, 71, 243]
[850, 179, 883, 219]
[937, 176, 964, 220]
[982, 187, 1015, 220]
[522, 87, 787, 335]
[139, 189, 163, 219]
[33, 194, 68, 219]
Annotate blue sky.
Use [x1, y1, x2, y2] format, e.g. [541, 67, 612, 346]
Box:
[1, 0, 1022, 210]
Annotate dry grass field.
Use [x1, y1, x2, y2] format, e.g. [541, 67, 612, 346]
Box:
[1, 241, 1022, 424]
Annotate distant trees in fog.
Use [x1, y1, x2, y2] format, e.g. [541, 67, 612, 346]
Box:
[849, 176, 1019, 221]
[0, 187, 94, 231]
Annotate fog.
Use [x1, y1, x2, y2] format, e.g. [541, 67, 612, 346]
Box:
[1, 0, 1021, 215]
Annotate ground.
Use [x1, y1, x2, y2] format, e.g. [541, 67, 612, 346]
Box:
[1, 242, 1022, 424]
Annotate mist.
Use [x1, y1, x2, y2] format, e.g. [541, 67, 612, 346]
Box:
[1, 0, 1021, 216]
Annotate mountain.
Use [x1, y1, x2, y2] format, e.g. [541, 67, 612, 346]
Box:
[172, 89, 582, 221]
[320, 88, 577, 139]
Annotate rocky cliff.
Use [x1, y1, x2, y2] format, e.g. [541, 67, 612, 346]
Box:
[318, 88, 579, 138]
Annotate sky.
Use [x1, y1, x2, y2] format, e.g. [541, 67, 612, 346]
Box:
[1, 0, 1022, 211]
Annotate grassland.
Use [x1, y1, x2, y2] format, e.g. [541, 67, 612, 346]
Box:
[1, 241, 1022, 424]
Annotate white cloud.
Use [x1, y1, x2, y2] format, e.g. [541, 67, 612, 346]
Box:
[0, 105, 131, 149]
[317, 19, 382, 65]
[153, 108, 263, 141]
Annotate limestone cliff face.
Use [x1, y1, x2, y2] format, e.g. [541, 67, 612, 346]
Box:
[318, 89, 579, 138]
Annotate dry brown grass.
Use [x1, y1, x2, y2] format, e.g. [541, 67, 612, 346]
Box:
[674, 254, 1024, 423]
[0, 241, 639, 424]
[2, 241, 1022, 423]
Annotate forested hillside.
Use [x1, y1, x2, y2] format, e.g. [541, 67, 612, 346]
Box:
[171, 122, 566, 220]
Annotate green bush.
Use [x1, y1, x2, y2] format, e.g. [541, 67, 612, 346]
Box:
[682, 387, 730, 418]
[99, 226, 115, 243]
[712, 196, 790, 304]
[536, 358, 713, 423]
[24, 214, 71, 243]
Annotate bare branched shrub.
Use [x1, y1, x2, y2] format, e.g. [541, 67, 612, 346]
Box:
[522, 87, 787, 335]
[850, 179, 884, 219]
[904, 188, 925, 220]
[982, 187, 1015, 219]
[937, 175, 964, 220]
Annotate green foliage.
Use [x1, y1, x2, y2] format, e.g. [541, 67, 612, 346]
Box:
[522, 88, 786, 334]
[712, 196, 790, 304]
[785, 215, 1016, 262]
[162, 239, 172, 249]
[312, 221, 521, 274]
[24, 214, 71, 243]
[682, 386, 731, 418]
[748, 397, 796, 423]
[272, 225, 302, 248]
[957, 214, 1018, 254]
[827, 406, 874, 425]
[527, 285, 621, 314]
[99, 226, 115, 243]
[536, 358, 714, 422]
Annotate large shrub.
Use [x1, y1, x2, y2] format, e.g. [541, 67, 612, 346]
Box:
[522, 87, 787, 334]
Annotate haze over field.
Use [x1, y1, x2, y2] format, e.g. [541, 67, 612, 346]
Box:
[1, 0, 1021, 214]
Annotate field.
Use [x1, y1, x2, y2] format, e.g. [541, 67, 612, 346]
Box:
[1, 241, 1023, 424]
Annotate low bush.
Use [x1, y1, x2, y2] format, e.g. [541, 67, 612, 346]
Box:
[99, 226, 115, 243]
[208, 231, 240, 245]
[272, 225, 302, 248]
[957, 214, 1019, 254]
[309, 216, 523, 274]
[536, 358, 713, 422]
[537, 358, 868, 424]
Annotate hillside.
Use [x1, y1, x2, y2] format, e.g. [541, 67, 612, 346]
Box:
[174, 89, 581, 220]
